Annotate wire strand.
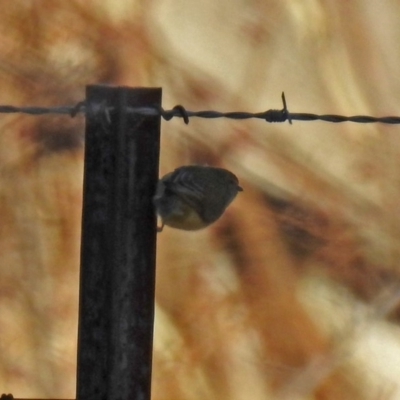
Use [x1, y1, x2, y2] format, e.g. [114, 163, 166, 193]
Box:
[1, 93, 400, 125]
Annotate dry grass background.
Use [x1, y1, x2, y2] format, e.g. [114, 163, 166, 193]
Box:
[1, 0, 400, 399]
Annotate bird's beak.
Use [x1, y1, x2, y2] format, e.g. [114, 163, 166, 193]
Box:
[238, 186, 243, 192]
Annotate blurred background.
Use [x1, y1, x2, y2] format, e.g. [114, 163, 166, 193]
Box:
[1, 1, 400, 399]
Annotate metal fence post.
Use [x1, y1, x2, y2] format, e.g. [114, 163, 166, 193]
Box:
[76, 85, 162, 400]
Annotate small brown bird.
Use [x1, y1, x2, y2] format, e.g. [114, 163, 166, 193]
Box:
[154, 165, 243, 231]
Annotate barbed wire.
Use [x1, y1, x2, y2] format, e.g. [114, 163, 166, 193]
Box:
[1, 93, 400, 125]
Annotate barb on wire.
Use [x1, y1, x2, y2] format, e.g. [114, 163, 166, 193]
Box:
[159, 93, 291, 124]
[1, 93, 400, 125]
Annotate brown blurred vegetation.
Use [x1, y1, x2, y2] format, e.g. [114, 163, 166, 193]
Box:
[1, 1, 400, 399]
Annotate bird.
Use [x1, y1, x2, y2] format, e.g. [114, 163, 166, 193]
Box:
[153, 165, 243, 231]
